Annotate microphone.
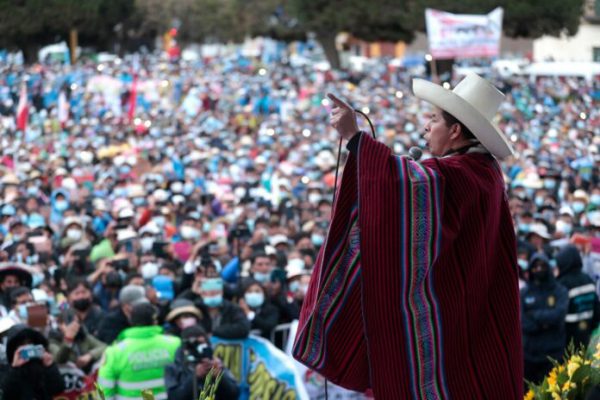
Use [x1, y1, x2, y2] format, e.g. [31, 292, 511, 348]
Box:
[408, 147, 423, 161]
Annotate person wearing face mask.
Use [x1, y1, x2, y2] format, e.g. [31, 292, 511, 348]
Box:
[521, 252, 568, 385]
[60, 217, 86, 250]
[48, 292, 107, 374]
[570, 190, 590, 216]
[49, 189, 70, 226]
[165, 299, 207, 337]
[198, 277, 249, 339]
[238, 280, 280, 338]
[2, 325, 65, 400]
[165, 325, 240, 400]
[64, 279, 104, 336]
[556, 245, 600, 349]
[173, 215, 202, 263]
[248, 252, 274, 285]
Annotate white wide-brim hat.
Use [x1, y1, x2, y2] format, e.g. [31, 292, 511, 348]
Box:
[412, 73, 514, 159]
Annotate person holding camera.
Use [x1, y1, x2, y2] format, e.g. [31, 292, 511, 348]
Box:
[2, 324, 65, 400]
[165, 324, 240, 400]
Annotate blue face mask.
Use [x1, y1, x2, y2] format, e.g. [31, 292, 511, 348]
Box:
[591, 194, 600, 207]
[18, 304, 28, 320]
[132, 197, 146, 207]
[572, 202, 586, 214]
[517, 259, 528, 271]
[244, 292, 265, 308]
[311, 234, 324, 246]
[518, 223, 530, 233]
[534, 196, 545, 207]
[253, 272, 270, 283]
[543, 180, 556, 190]
[27, 186, 39, 196]
[183, 183, 195, 196]
[31, 272, 43, 287]
[289, 281, 300, 293]
[203, 295, 223, 308]
[55, 200, 69, 212]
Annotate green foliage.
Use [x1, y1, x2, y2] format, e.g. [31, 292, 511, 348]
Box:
[525, 342, 600, 400]
[0, 0, 587, 64]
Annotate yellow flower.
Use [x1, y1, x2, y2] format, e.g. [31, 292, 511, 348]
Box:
[561, 380, 576, 392]
[548, 384, 559, 394]
[548, 369, 558, 387]
[551, 393, 561, 400]
[558, 365, 566, 373]
[524, 389, 535, 400]
[567, 361, 581, 378]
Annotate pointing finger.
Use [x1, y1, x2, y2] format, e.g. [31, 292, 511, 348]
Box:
[327, 93, 352, 110]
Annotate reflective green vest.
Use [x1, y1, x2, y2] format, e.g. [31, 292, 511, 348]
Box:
[98, 325, 181, 400]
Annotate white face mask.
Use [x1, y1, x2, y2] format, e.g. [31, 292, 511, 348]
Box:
[66, 229, 83, 241]
[181, 225, 201, 240]
[308, 193, 322, 204]
[141, 262, 159, 279]
[140, 237, 155, 252]
[179, 317, 197, 329]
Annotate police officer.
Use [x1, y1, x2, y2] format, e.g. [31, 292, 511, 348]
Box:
[521, 252, 568, 384]
[98, 302, 180, 399]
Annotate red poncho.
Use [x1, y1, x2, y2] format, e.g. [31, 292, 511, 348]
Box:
[293, 133, 523, 399]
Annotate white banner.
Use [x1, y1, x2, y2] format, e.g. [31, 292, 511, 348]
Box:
[426, 7, 503, 59]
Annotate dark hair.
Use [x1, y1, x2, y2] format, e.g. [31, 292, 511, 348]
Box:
[67, 278, 92, 294]
[181, 324, 208, 341]
[130, 302, 157, 326]
[125, 273, 144, 285]
[251, 252, 270, 264]
[441, 110, 476, 140]
[10, 287, 31, 305]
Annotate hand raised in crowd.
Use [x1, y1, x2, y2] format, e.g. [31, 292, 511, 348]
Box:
[61, 319, 81, 341]
[195, 357, 223, 379]
[12, 346, 29, 367]
[238, 298, 251, 316]
[76, 353, 93, 369]
[327, 93, 359, 140]
[195, 358, 214, 379]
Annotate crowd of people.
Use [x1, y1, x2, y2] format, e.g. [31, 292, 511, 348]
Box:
[0, 47, 598, 399]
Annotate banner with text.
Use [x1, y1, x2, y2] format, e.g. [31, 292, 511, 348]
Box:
[211, 335, 309, 400]
[425, 7, 503, 59]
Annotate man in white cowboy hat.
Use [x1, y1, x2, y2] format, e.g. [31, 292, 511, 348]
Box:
[293, 74, 522, 399]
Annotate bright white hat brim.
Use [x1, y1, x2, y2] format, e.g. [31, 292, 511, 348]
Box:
[412, 79, 514, 159]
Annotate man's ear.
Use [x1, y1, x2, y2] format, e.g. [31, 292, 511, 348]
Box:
[449, 123, 462, 140]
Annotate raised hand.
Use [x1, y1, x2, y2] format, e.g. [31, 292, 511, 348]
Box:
[327, 93, 359, 140]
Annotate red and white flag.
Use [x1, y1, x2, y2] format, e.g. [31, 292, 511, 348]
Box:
[127, 75, 137, 122]
[58, 91, 69, 127]
[16, 83, 28, 131]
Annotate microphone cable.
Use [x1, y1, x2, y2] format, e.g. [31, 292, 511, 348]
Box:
[327, 108, 376, 400]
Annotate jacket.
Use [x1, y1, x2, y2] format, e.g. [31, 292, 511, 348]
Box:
[98, 325, 180, 399]
[556, 245, 600, 347]
[95, 307, 130, 344]
[521, 254, 569, 362]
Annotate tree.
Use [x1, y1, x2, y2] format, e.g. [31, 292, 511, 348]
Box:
[0, 0, 134, 62]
